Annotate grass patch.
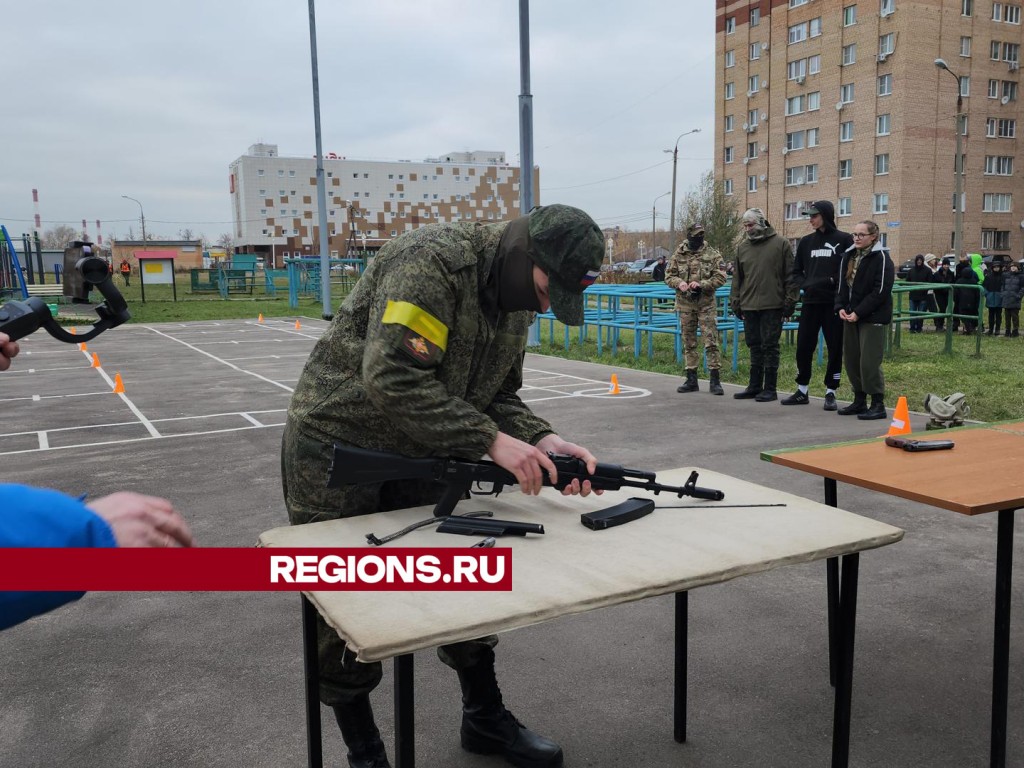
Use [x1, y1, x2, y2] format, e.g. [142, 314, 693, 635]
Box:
[534, 323, 1024, 423]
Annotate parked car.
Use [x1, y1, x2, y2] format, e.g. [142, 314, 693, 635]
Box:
[897, 258, 916, 280]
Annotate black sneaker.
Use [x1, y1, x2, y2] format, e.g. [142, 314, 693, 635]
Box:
[781, 390, 809, 406]
[823, 393, 838, 411]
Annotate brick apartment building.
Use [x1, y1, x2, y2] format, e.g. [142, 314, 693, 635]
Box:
[229, 143, 534, 266]
[715, 0, 1024, 260]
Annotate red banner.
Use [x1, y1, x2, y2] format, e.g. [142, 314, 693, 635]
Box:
[0, 548, 512, 592]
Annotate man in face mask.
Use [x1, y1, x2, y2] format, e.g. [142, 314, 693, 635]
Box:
[665, 223, 727, 395]
[282, 204, 604, 768]
[730, 208, 800, 402]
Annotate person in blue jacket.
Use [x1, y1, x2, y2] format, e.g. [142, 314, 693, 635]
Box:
[0, 333, 193, 631]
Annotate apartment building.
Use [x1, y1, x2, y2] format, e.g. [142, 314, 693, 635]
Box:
[715, 0, 1024, 259]
[228, 144, 532, 266]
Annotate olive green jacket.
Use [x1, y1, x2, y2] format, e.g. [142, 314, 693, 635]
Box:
[287, 222, 553, 459]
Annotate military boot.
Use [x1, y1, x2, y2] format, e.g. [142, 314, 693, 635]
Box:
[754, 367, 778, 402]
[677, 369, 699, 393]
[708, 369, 724, 396]
[733, 365, 763, 399]
[858, 394, 887, 421]
[333, 697, 392, 768]
[837, 392, 868, 416]
[457, 648, 563, 768]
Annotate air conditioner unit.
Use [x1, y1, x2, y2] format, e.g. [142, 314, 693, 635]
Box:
[1009, 61, 1020, 72]
[878, 53, 888, 63]
[796, 76, 806, 85]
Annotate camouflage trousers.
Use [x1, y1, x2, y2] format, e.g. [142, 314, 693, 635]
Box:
[280, 419, 498, 706]
[678, 301, 721, 370]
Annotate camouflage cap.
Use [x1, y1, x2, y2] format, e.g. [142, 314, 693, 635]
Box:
[686, 222, 705, 236]
[527, 204, 603, 325]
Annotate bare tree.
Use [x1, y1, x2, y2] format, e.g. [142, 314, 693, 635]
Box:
[677, 171, 742, 264]
[216, 233, 234, 253]
[40, 225, 79, 249]
[179, 228, 195, 241]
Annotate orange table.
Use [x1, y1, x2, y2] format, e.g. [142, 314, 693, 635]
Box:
[763, 425, 1024, 768]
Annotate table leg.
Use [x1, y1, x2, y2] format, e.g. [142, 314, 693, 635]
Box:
[831, 552, 859, 768]
[674, 590, 688, 743]
[990, 508, 1015, 768]
[301, 595, 323, 768]
[824, 478, 839, 688]
[395, 654, 415, 768]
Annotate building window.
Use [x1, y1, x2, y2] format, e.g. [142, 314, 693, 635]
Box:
[843, 4, 858, 25]
[843, 44, 857, 65]
[879, 33, 895, 56]
[288, 170, 295, 177]
[961, 36, 972, 57]
[807, 127, 821, 146]
[875, 153, 890, 175]
[810, 17, 823, 36]
[1006, 4, 1022, 23]
[959, 76, 970, 97]
[725, 16, 736, 33]
[724, 179, 734, 194]
[994, 2, 1004, 20]
[788, 59, 808, 80]
[982, 229, 1011, 249]
[840, 83, 855, 103]
[983, 193, 1013, 212]
[750, 7, 761, 26]
[725, 114, 735, 131]
[881, 0, 896, 14]
[877, 113, 892, 135]
[725, 82, 736, 99]
[839, 159, 853, 179]
[878, 74, 893, 95]
[749, 43, 760, 60]
[1004, 81, 1018, 100]
[785, 166, 808, 186]
[990, 78, 1001, 98]
[748, 75, 760, 93]
[838, 197, 853, 216]
[987, 117, 1017, 137]
[747, 142, 759, 159]
[748, 175, 758, 192]
[962, 0, 973, 15]
[258, 189, 266, 195]
[959, 114, 969, 135]
[874, 193, 890, 214]
[992, 40, 1002, 60]
[809, 54, 821, 74]
[840, 121, 854, 141]
[725, 146, 735, 163]
[725, 50, 736, 67]
[748, 109, 760, 127]
[784, 202, 803, 220]
[879, 233, 889, 247]
[806, 164, 819, 183]
[257, 169, 265, 176]
[808, 91, 821, 110]
[785, 95, 806, 115]
[277, 169, 284, 177]
[985, 155, 1014, 175]
[789, 0, 808, 6]
[789, 22, 808, 44]
[786, 131, 806, 151]
[1005, 43, 1020, 62]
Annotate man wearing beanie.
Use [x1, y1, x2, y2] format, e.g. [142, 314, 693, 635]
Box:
[730, 208, 799, 402]
[781, 201, 853, 410]
[282, 204, 604, 768]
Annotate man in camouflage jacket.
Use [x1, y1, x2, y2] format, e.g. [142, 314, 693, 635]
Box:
[282, 204, 604, 768]
[665, 222, 727, 395]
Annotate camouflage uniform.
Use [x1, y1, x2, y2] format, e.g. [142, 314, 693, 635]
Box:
[283, 209, 602, 707]
[665, 241, 727, 370]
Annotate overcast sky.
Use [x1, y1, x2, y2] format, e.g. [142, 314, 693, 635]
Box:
[0, 1, 716, 243]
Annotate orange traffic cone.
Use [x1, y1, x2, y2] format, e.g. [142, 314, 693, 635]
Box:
[69, 327, 77, 335]
[885, 396, 912, 437]
[294, 319, 302, 330]
[608, 374, 621, 395]
[258, 313, 264, 323]
[112, 373, 125, 394]
[78, 341, 87, 352]
[91, 352, 101, 368]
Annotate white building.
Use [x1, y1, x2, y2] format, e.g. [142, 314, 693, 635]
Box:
[229, 143, 533, 266]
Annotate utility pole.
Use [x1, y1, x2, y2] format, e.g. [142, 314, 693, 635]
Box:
[665, 129, 700, 245]
[652, 191, 671, 259]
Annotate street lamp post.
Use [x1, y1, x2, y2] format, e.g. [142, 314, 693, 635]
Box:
[664, 129, 701, 245]
[935, 59, 964, 259]
[121, 195, 146, 243]
[652, 191, 671, 258]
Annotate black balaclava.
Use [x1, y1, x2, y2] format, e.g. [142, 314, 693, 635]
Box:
[687, 232, 705, 251]
[495, 216, 542, 313]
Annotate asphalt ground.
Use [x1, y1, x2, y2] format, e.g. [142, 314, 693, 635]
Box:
[1, 317, 1020, 768]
